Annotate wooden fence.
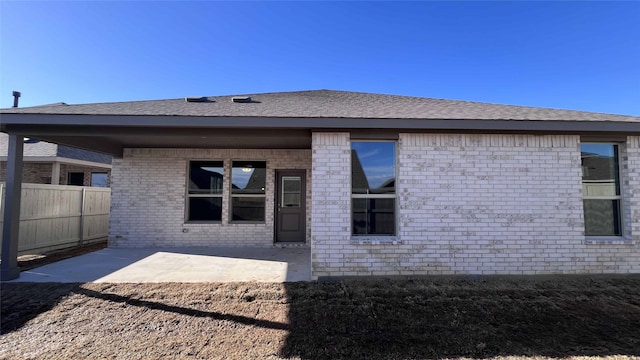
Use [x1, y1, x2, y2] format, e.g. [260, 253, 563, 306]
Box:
[0, 183, 110, 256]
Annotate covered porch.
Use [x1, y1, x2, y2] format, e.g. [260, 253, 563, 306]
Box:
[1, 120, 317, 280]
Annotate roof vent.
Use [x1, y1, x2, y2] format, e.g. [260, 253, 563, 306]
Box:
[185, 96, 208, 103]
[231, 96, 252, 103]
[12, 91, 21, 107]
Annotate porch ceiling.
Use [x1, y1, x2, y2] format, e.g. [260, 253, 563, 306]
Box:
[1, 125, 312, 156]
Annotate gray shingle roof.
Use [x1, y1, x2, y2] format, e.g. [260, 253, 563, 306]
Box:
[2, 90, 638, 122]
[0, 133, 112, 164]
[57, 145, 112, 164]
[0, 132, 57, 157]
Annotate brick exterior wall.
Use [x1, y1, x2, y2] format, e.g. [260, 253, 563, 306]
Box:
[109, 148, 311, 248]
[311, 133, 353, 277]
[622, 137, 640, 243]
[0, 162, 53, 184]
[311, 133, 640, 278]
[0, 162, 111, 186]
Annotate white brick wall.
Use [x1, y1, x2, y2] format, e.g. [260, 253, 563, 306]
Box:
[109, 148, 311, 247]
[310, 133, 352, 278]
[620, 136, 640, 242]
[109, 135, 640, 277]
[311, 133, 640, 277]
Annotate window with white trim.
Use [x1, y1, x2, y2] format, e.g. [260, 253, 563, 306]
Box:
[351, 141, 396, 235]
[231, 161, 266, 222]
[187, 161, 223, 221]
[581, 143, 622, 236]
[91, 172, 108, 187]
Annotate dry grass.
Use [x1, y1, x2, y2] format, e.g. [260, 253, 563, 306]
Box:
[1, 276, 640, 359]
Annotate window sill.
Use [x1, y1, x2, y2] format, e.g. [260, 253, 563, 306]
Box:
[585, 236, 633, 245]
[229, 221, 266, 225]
[351, 236, 401, 245]
[184, 221, 222, 225]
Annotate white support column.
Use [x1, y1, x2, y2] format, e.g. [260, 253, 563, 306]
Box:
[1, 134, 24, 280]
[310, 132, 352, 279]
[51, 161, 60, 185]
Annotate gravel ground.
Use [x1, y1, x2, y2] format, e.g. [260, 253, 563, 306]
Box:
[2, 276, 640, 359]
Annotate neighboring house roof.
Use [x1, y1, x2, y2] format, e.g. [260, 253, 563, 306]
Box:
[56, 144, 112, 164]
[1, 90, 638, 156]
[0, 132, 57, 157]
[351, 150, 370, 193]
[2, 90, 638, 122]
[0, 132, 112, 165]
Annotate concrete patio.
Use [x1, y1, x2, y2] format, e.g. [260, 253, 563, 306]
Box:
[9, 247, 311, 283]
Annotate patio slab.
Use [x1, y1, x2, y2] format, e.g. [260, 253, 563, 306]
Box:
[9, 247, 311, 283]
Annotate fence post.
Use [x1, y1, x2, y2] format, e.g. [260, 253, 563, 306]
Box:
[80, 187, 86, 246]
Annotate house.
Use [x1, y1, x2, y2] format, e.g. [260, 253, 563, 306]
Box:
[0, 132, 112, 186]
[1, 90, 639, 280]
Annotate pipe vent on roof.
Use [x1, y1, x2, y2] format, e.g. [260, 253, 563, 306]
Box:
[231, 96, 252, 103]
[185, 96, 208, 103]
[12, 91, 21, 107]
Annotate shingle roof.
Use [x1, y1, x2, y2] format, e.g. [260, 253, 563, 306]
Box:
[0, 133, 57, 157]
[0, 133, 112, 163]
[2, 90, 638, 122]
[56, 145, 112, 164]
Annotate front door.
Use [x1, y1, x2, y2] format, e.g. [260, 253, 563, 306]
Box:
[275, 170, 306, 243]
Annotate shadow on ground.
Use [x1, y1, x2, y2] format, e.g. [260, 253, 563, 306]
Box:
[1, 283, 78, 334]
[280, 276, 640, 359]
[2, 276, 640, 359]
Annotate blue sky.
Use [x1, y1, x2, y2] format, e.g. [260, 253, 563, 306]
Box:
[1, 1, 638, 115]
[581, 143, 615, 157]
[352, 142, 395, 189]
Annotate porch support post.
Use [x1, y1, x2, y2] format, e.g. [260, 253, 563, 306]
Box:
[1, 134, 24, 280]
[51, 161, 60, 185]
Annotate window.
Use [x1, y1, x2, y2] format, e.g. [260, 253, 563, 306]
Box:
[187, 161, 223, 221]
[281, 176, 301, 208]
[91, 172, 108, 187]
[67, 172, 84, 186]
[581, 144, 621, 236]
[351, 141, 396, 235]
[231, 161, 266, 222]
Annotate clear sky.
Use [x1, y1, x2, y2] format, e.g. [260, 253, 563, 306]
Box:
[1, 1, 639, 115]
[352, 142, 395, 189]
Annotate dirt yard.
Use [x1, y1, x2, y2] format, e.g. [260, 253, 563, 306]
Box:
[1, 276, 639, 359]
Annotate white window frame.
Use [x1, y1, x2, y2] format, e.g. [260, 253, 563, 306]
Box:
[90, 172, 109, 187]
[581, 142, 623, 238]
[281, 176, 302, 208]
[350, 140, 397, 237]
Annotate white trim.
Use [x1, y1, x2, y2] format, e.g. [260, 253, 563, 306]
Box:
[51, 162, 60, 185]
[581, 142, 624, 237]
[350, 140, 398, 236]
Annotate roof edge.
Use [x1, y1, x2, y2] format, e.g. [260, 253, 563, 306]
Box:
[2, 113, 639, 135]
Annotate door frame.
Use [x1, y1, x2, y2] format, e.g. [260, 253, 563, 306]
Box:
[274, 169, 307, 243]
